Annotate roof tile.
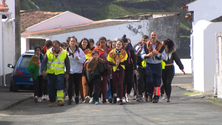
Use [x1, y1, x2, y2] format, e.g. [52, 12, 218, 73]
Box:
[20, 10, 62, 33]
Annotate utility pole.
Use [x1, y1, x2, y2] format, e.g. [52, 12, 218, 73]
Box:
[15, 0, 20, 60]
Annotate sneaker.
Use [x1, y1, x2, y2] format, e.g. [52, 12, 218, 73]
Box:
[122, 99, 126, 104]
[75, 97, 79, 104]
[147, 95, 153, 102]
[116, 98, 120, 103]
[102, 99, 107, 104]
[42, 95, 47, 100]
[80, 97, 84, 103]
[118, 100, 123, 105]
[136, 96, 143, 102]
[126, 96, 130, 103]
[143, 93, 145, 99]
[58, 100, 65, 106]
[49, 102, 54, 107]
[133, 95, 137, 100]
[38, 97, 42, 103]
[108, 98, 112, 103]
[166, 98, 170, 102]
[72, 96, 75, 102]
[34, 96, 38, 103]
[99, 98, 101, 103]
[91, 98, 96, 104]
[161, 94, 166, 100]
[152, 97, 159, 103]
[95, 101, 99, 105]
[113, 97, 117, 104]
[89, 97, 93, 104]
[68, 99, 72, 105]
[84, 96, 90, 103]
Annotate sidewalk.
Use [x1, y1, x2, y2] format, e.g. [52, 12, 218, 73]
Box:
[172, 73, 215, 96]
[0, 86, 33, 111]
[0, 73, 218, 111]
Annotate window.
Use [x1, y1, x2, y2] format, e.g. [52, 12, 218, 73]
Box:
[29, 39, 45, 50]
[19, 56, 32, 67]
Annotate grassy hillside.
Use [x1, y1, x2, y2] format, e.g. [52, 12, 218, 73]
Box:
[20, 0, 37, 10]
[20, 0, 193, 34]
[20, 0, 193, 58]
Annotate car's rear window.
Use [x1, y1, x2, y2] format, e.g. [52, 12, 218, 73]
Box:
[19, 56, 32, 67]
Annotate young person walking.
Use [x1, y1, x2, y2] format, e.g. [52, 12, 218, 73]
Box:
[122, 35, 137, 103]
[42, 40, 53, 100]
[134, 35, 149, 101]
[162, 39, 185, 102]
[84, 50, 110, 104]
[67, 36, 86, 104]
[79, 38, 91, 103]
[93, 37, 112, 103]
[107, 39, 128, 105]
[27, 46, 44, 103]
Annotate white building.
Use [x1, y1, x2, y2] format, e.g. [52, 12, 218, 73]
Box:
[21, 11, 180, 52]
[0, 0, 15, 86]
[21, 10, 191, 74]
[186, 0, 222, 97]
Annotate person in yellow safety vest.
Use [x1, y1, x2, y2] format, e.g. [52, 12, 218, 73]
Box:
[140, 32, 167, 103]
[41, 40, 70, 107]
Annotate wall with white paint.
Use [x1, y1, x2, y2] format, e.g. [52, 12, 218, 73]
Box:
[50, 15, 180, 48]
[7, 0, 15, 19]
[191, 20, 222, 92]
[3, 19, 15, 74]
[188, 0, 222, 25]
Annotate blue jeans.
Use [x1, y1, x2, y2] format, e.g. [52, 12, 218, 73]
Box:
[146, 63, 162, 98]
[47, 74, 64, 102]
[106, 79, 112, 99]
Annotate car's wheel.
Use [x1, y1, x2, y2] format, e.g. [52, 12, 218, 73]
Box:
[9, 81, 12, 91]
[11, 79, 19, 92]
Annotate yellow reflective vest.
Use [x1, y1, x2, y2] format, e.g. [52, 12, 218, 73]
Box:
[141, 59, 166, 69]
[46, 50, 67, 75]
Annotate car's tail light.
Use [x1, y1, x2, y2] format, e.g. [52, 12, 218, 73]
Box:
[16, 70, 24, 75]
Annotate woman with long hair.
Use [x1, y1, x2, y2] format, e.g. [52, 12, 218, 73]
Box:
[27, 46, 43, 103]
[93, 37, 112, 103]
[122, 35, 137, 103]
[66, 36, 86, 104]
[162, 39, 185, 102]
[107, 39, 128, 105]
[78, 38, 92, 103]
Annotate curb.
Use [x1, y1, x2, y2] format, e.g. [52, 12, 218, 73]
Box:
[172, 85, 195, 92]
[173, 85, 218, 99]
[0, 96, 33, 111]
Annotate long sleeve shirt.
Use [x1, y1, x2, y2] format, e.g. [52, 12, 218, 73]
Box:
[140, 42, 167, 64]
[67, 47, 86, 74]
[164, 51, 184, 69]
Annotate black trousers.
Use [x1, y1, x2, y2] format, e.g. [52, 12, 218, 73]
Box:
[137, 67, 146, 96]
[42, 77, 48, 95]
[123, 67, 133, 95]
[68, 73, 82, 100]
[33, 75, 43, 97]
[88, 81, 93, 97]
[92, 76, 101, 101]
[162, 65, 175, 99]
[133, 74, 138, 96]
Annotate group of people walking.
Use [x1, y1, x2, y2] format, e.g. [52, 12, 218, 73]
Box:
[27, 31, 185, 107]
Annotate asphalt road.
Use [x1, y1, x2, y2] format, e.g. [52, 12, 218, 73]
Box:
[0, 85, 222, 125]
[1, 74, 222, 125]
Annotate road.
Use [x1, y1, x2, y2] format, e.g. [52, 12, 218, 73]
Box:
[0, 74, 222, 125]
